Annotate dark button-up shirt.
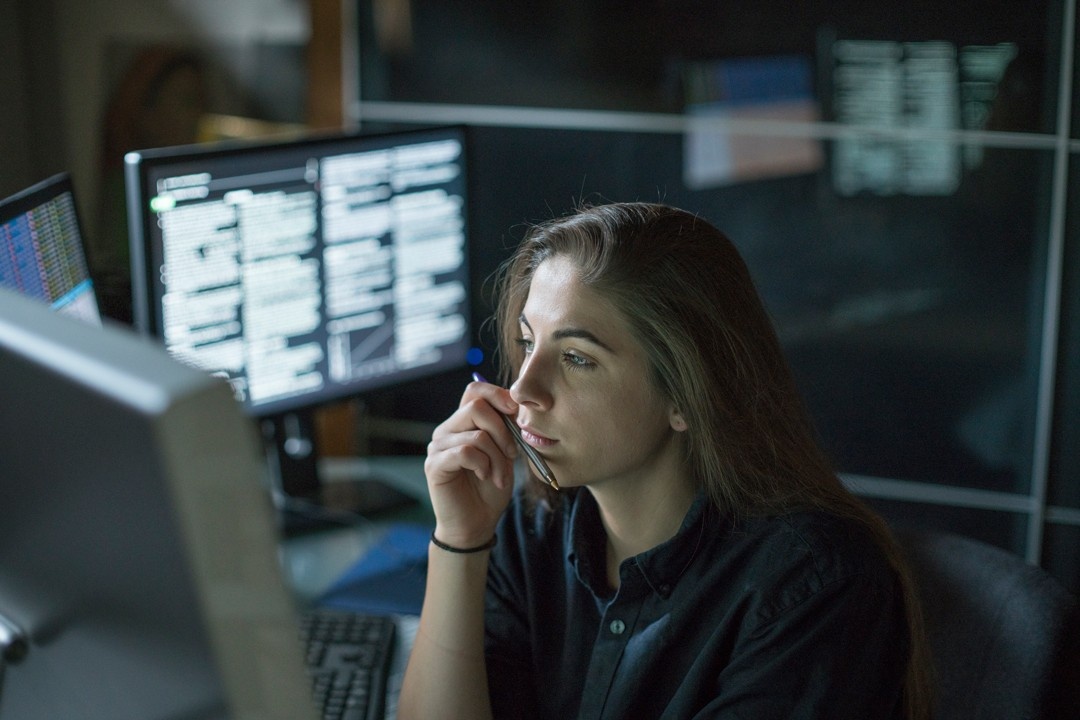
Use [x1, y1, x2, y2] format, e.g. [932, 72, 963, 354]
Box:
[484, 488, 908, 719]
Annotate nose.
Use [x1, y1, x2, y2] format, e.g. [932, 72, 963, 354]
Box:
[509, 351, 553, 411]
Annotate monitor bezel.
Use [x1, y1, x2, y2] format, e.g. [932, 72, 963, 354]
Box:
[0, 172, 79, 226]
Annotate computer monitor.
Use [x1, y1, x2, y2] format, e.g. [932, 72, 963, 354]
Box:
[0, 173, 102, 326]
[0, 287, 317, 720]
[124, 125, 471, 514]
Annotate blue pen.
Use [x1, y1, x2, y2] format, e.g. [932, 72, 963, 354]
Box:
[472, 372, 559, 491]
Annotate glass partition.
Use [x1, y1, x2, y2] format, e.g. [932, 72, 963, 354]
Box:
[351, 0, 1078, 590]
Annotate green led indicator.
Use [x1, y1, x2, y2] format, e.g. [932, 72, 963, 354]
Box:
[150, 195, 176, 213]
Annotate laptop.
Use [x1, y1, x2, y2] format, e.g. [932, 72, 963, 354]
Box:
[0, 173, 102, 326]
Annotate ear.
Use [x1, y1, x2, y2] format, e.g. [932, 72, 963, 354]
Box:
[669, 407, 688, 433]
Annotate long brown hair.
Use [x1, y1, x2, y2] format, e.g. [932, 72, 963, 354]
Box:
[494, 202, 933, 719]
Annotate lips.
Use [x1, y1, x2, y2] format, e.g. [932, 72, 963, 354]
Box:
[519, 424, 556, 449]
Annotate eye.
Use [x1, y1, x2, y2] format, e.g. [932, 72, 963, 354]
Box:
[514, 337, 534, 355]
[562, 351, 596, 370]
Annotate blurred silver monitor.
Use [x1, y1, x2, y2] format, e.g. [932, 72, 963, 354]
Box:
[0, 287, 316, 720]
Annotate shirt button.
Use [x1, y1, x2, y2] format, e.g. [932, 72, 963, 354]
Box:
[609, 619, 626, 635]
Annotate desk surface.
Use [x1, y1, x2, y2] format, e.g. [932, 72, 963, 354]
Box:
[280, 455, 430, 720]
[280, 455, 432, 602]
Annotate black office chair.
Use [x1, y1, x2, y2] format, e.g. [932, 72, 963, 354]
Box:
[896, 529, 1080, 720]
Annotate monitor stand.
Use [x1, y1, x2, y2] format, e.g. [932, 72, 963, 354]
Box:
[261, 411, 419, 536]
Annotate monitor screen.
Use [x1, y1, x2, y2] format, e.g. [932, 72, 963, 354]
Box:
[124, 125, 471, 419]
[0, 173, 102, 326]
[0, 287, 316, 720]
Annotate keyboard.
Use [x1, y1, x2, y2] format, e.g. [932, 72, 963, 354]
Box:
[300, 608, 397, 720]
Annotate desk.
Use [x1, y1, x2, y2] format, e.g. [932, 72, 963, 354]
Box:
[280, 455, 430, 720]
[280, 455, 432, 603]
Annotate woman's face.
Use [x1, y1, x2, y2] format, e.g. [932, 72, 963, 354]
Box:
[509, 255, 686, 491]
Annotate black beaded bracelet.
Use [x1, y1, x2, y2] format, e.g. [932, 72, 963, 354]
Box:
[430, 531, 497, 554]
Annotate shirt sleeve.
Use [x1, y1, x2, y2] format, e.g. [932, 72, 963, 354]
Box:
[690, 571, 909, 720]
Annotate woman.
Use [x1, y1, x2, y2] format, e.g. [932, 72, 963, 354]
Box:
[399, 202, 932, 719]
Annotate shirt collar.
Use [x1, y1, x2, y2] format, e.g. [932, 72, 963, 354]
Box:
[566, 490, 712, 601]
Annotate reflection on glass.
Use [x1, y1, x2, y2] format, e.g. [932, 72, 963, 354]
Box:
[1051, 164, 1080, 506]
[824, 40, 1021, 196]
[355, 0, 1057, 133]
[767, 142, 1050, 495]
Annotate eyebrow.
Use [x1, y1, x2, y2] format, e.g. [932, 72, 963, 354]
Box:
[519, 313, 615, 353]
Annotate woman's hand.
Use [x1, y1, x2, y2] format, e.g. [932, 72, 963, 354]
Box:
[424, 379, 519, 548]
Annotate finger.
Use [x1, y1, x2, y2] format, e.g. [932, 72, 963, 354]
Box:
[426, 440, 492, 484]
[463, 377, 519, 416]
[434, 397, 519, 462]
[464, 398, 520, 461]
[425, 442, 514, 498]
[428, 429, 516, 489]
